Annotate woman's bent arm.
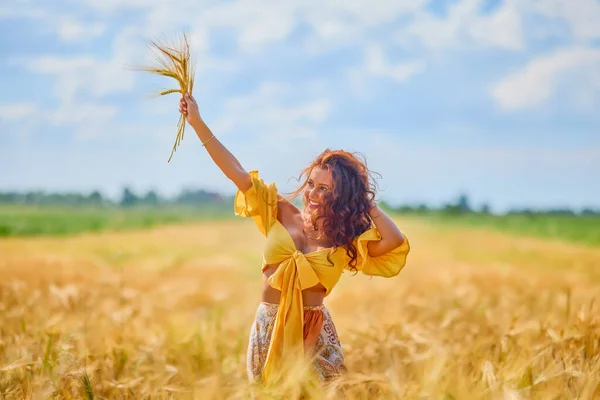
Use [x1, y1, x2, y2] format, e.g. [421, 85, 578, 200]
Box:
[181, 94, 252, 193]
[366, 205, 405, 257]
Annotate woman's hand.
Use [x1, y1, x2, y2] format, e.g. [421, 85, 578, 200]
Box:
[367, 203, 405, 256]
[179, 93, 202, 126]
[369, 200, 378, 215]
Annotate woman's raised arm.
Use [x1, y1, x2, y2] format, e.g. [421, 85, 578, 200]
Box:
[366, 204, 406, 257]
[180, 93, 253, 193]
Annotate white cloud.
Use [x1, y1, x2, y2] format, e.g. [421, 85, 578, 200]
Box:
[467, 1, 524, 50]
[57, 18, 106, 42]
[7, 0, 429, 136]
[201, 2, 299, 53]
[25, 56, 96, 73]
[398, 0, 525, 51]
[77, 0, 162, 14]
[303, 0, 425, 47]
[0, 4, 46, 20]
[21, 54, 134, 106]
[76, 0, 426, 54]
[0, 100, 118, 140]
[45, 102, 118, 127]
[7, 28, 138, 139]
[314, 0, 424, 26]
[0, 103, 37, 121]
[491, 47, 600, 110]
[13, 26, 144, 134]
[346, 44, 425, 98]
[532, 0, 600, 42]
[364, 45, 425, 82]
[211, 81, 331, 140]
[145, 0, 423, 55]
[0, 4, 106, 43]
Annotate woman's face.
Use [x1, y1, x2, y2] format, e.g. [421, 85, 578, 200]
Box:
[303, 166, 333, 211]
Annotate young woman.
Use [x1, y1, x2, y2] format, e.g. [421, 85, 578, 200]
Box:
[179, 94, 410, 384]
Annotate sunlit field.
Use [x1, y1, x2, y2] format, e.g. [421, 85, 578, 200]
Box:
[1, 216, 599, 399]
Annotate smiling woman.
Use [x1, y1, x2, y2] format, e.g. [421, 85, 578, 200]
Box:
[178, 93, 411, 385]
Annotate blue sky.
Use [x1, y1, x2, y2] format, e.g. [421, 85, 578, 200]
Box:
[1, 0, 599, 213]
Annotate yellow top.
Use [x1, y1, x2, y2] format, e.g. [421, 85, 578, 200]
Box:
[234, 170, 410, 382]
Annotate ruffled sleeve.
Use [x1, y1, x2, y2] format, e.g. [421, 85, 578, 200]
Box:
[234, 170, 279, 236]
[351, 227, 410, 277]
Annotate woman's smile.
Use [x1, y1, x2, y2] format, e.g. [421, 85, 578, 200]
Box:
[308, 199, 320, 209]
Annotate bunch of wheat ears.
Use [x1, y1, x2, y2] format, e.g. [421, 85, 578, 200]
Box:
[141, 33, 195, 162]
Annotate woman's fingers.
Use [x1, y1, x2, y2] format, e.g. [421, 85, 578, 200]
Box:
[179, 97, 187, 112]
[185, 93, 196, 104]
[178, 93, 198, 119]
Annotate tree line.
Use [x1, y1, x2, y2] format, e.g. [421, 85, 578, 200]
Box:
[0, 187, 233, 208]
[0, 189, 598, 216]
[385, 194, 599, 216]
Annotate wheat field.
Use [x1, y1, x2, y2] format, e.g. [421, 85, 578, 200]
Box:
[1, 217, 599, 399]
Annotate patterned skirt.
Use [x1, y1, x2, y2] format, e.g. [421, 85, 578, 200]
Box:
[246, 302, 347, 382]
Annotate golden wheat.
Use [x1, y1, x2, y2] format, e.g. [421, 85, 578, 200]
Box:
[1, 218, 599, 399]
[140, 32, 196, 162]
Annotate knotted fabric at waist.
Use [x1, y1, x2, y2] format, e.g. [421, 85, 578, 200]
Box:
[261, 250, 323, 383]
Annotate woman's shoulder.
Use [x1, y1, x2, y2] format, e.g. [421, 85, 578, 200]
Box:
[276, 195, 301, 216]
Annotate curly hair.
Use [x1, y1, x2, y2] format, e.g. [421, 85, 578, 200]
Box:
[288, 149, 380, 272]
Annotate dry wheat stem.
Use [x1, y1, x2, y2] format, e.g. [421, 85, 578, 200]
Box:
[140, 33, 196, 162]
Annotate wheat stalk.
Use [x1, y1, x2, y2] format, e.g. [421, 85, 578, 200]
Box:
[140, 33, 196, 163]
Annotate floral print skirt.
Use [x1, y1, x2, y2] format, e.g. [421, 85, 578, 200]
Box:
[246, 302, 347, 382]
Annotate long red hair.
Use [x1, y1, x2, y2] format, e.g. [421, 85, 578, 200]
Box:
[288, 149, 379, 271]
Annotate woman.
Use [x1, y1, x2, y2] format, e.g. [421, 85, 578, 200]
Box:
[179, 94, 410, 385]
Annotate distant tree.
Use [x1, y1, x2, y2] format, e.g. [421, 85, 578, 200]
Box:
[457, 193, 471, 213]
[120, 187, 138, 207]
[395, 205, 414, 213]
[416, 203, 430, 212]
[25, 191, 41, 204]
[88, 190, 104, 206]
[546, 208, 575, 216]
[62, 193, 88, 205]
[581, 208, 599, 216]
[0, 192, 20, 203]
[141, 190, 160, 206]
[175, 189, 225, 205]
[480, 203, 491, 214]
[443, 203, 460, 214]
[378, 200, 391, 210]
[394, 203, 431, 213]
[508, 208, 534, 215]
[443, 193, 472, 215]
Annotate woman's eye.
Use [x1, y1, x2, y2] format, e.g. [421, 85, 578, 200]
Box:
[321, 187, 327, 192]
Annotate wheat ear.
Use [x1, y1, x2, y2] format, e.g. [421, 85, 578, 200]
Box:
[140, 33, 196, 162]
